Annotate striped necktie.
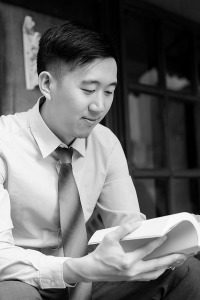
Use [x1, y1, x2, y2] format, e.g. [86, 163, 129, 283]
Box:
[56, 147, 92, 300]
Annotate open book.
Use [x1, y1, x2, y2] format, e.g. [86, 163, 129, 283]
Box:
[88, 212, 200, 260]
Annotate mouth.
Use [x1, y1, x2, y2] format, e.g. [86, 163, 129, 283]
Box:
[82, 117, 101, 125]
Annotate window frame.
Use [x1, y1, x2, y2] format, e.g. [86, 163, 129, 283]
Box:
[110, 0, 200, 217]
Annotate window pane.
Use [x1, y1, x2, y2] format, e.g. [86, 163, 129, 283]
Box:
[168, 100, 200, 169]
[123, 11, 159, 86]
[163, 25, 192, 92]
[194, 103, 200, 168]
[170, 179, 200, 213]
[197, 38, 200, 94]
[128, 92, 166, 169]
[133, 179, 168, 219]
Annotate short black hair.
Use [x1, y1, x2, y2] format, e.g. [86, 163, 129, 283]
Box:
[37, 21, 117, 75]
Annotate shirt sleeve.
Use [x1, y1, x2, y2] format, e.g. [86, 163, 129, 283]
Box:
[0, 156, 69, 289]
[97, 137, 146, 228]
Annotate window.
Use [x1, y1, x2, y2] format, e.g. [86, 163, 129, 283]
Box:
[119, 1, 200, 218]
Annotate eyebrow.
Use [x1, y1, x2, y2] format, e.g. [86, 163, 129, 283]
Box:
[81, 80, 117, 87]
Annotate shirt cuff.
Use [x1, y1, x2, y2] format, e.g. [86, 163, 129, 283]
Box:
[29, 253, 73, 289]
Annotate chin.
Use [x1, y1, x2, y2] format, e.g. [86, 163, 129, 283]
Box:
[76, 129, 94, 139]
[77, 133, 91, 139]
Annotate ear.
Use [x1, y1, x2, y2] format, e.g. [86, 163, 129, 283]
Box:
[38, 71, 54, 101]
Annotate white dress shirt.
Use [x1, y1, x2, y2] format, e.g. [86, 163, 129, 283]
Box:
[0, 98, 145, 289]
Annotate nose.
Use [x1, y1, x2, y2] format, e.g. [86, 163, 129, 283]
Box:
[88, 94, 105, 113]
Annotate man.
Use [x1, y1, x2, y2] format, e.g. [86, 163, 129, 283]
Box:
[0, 21, 200, 300]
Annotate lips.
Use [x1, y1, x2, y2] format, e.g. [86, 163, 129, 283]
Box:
[82, 116, 101, 126]
[82, 117, 101, 122]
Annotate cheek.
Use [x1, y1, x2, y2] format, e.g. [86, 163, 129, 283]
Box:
[66, 91, 87, 111]
[56, 95, 79, 116]
[105, 98, 114, 113]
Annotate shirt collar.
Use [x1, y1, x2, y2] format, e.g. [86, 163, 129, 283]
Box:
[29, 97, 86, 158]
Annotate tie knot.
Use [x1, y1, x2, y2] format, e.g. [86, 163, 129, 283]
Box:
[56, 147, 73, 164]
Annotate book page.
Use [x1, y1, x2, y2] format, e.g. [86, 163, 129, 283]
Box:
[88, 212, 200, 245]
[121, 220, 200, 259]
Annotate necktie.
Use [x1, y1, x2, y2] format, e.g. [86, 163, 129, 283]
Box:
[56, 147, 92, 300]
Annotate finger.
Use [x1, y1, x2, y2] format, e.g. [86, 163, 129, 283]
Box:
[104, 220, 142, 243]
[132, 268, 167, 282]
[130, 236, 167, 261]
[138, 253, 187, 274]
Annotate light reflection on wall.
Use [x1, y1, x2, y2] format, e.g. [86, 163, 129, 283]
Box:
[139, 68, 190, 90]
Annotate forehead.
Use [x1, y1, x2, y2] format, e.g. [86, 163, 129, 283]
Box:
[59, 58, 118, 84]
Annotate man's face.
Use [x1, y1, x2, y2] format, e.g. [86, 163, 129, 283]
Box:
[44, 58, 117, 145]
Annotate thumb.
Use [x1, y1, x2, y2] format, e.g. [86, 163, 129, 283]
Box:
[105, 220, 142, 243]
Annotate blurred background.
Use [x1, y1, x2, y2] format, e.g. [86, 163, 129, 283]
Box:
[1, 0, 200, 219]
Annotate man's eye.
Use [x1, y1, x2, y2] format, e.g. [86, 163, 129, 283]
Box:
[105, 91, 113, 95]
[82, 89, 95, 94]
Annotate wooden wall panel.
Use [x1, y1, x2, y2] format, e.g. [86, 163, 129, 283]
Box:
[0, 1, 64, 115]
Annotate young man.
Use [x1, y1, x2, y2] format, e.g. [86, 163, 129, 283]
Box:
[0, 21, 200, 300]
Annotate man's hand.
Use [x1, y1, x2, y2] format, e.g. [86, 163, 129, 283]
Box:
[63, 220, 187, 283]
